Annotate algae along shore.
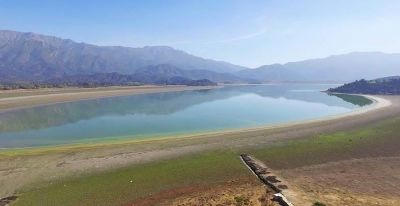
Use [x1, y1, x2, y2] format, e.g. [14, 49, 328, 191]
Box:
[0, 84, 399, 205]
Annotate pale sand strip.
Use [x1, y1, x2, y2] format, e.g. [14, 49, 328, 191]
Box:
[0, 85, 220, 112]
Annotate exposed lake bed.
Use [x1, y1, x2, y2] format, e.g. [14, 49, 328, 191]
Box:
[0, 85, 398, 206]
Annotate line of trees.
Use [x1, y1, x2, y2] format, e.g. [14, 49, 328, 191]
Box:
[0, 74, 217, 90]
[328, 78, 400, 95]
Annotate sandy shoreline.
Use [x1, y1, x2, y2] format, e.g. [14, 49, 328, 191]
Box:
[0, 88, 398, 197]
[0, 85, 220, 112]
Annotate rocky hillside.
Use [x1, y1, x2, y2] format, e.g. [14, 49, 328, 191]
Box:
[0, 30, 245, 82]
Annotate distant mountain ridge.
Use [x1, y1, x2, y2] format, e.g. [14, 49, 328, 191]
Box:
[238, 52, 400, 82]
[0, 30, 245, 82]
[1, 30, 400, 85]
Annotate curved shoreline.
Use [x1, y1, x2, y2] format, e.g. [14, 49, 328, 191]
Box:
[0, 95, 398, 198]
[0, 94, 390, 154]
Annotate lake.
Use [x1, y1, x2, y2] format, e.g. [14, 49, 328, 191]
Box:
[0, 84, 372, 148]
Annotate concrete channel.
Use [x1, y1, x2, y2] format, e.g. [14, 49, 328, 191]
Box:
[240, 154, 294, 206]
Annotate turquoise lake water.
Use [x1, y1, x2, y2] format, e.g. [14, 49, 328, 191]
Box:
[0, 84, 372, 148]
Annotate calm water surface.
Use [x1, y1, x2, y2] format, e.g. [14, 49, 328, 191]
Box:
[0, 84, 372, 148]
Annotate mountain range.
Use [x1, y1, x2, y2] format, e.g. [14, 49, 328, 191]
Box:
[0, 30, 399, 86]
[239, 52, 400, 82]
[0, 30, 244, 84]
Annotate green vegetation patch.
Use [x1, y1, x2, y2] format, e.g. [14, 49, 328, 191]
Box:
[234, 195, 251, 206]
[252, 117, 400, 169]
[14, 150, 248, 206]
[328, 93, 373, 106]
[12, 117, 400, 205]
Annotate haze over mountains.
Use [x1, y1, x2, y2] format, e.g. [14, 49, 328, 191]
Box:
[0, 30, 399, 85]
[240, 52, 400, 82]
[0, 30, 244, 85]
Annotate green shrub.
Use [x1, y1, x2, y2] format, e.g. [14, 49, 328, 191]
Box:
[234, 196, 250, 206]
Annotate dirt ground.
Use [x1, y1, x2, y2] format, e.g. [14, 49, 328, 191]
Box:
[155, 156, 400, 206]
[159, 179, 278, 206]
[278, 156, 400, 206]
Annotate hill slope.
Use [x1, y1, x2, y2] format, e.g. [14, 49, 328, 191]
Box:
[0, 30, 246, 82]
[328, 76, 400, 94]
[2, 30, 399, 84]
[47, 64, 226, 86]
[238, 52, 400, 82]
[1, 64, 225, 88]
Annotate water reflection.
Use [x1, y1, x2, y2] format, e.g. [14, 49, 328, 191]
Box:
[0, 84, 372, 148]
[0, 85, 371, 133]
[0, 89, 237, 132]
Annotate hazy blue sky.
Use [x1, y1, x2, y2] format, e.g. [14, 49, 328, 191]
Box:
[1, 0, 400, 67]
